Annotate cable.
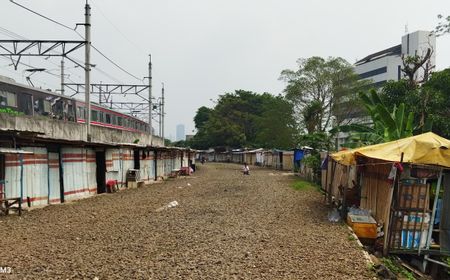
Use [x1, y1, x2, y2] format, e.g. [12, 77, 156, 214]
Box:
[0, 27, 86, 82]
[90, 45, 142, 81]
[90, 1, 146, 56]
[9, 0, 75, 31]
[9, 0, 144, 82]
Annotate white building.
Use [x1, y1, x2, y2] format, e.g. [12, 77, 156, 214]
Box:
[354, 30, 436, 87]
[335, 31, 436, 148]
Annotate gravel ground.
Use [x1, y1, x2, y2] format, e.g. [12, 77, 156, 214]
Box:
[0, 163, 373, 279]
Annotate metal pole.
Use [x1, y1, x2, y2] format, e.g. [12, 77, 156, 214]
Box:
[148, 54, 152, 141]
[60, 59, 65, 95]
[161, 82, 165, 146]
[85, 1, 91, 142]
[158, 99, 162, 137]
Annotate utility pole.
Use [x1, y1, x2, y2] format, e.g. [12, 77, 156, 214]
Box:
[85, 1, 92, 142]
[158, 98, 162, 137]
[60, 59, 65, 95]
[148, 54, 152, 142]
[161, 82, 165, 145]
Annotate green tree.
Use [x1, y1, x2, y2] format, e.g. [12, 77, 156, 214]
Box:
[335, 90, 415, 147]
[190, 90, 297, 149]
[193, 106, 212, 129]
[280, 56, 367, 133]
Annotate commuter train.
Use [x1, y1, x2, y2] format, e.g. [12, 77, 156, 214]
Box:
[0, 76, 150, 133]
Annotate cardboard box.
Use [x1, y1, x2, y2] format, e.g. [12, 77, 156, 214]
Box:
[398, 183, 429, 209]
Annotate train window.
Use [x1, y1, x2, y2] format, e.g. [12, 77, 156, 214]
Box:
[34, 99, 51, 115]
[117, 116, 123, 126]
[112, 115, 117, 125]
[77, 107, 84, 119]
[91, 110, 98, 121]
[17, 93, 32, 115]
[105, 114, 111, 124]
[0, 91, 17, 107]
[99, 111, 104, 123]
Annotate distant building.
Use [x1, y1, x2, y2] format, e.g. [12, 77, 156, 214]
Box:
[176, 124, 185, 141]
[354, 30, 436, 88]
[335, 30, 436, 148]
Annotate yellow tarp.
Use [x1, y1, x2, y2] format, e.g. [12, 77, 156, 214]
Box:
[331, 132, 450, 167]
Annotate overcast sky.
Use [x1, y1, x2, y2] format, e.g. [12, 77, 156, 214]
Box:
[1, 0, 449, 140]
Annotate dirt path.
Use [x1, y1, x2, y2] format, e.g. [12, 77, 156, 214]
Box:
[0, 163, 373, 279]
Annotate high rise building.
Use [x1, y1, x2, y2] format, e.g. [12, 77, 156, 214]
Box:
[176, 124, 185, 141]
[354, 30, 436, 87]
[335, 30, 436, 148]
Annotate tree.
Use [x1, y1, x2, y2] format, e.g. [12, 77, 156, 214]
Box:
[280, 56, 367, 133]
[193, 106, 212, 129]
[434, 14, 450, 36]
[190, 90, 297, 149]
[334, 90, 415, 147]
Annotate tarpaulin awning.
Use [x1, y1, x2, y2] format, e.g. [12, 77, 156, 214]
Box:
[0, 148, 33, 154]
[331, 132, 450, 167]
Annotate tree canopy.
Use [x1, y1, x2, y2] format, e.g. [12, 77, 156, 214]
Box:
[190, 90, 296, 150]
[279, 56, 367, 133]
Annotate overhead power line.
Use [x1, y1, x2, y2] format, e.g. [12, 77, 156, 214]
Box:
[9, 0, 144, 83]
[9, 0, 75, 31]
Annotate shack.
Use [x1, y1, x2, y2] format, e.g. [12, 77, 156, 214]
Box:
[324, 132, 450, 269]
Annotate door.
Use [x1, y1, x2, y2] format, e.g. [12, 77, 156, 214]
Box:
[96, 151, 106, 194]
[133, 150, 140, 170]
[0, 154, 5, 199]
[48, 152, 61, 204]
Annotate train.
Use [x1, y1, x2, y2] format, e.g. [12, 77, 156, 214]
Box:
[0, 75, 150, 133]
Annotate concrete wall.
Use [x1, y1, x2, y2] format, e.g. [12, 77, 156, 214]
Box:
[0, 113, 164, 147]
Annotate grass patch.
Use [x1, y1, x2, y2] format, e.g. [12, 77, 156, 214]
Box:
[291, 179, 319, 191]
[382, 257, 415, 280]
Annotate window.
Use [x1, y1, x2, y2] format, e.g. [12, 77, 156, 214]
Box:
[112, 115, 117, 125]
[105, 114, 111, 124]
[91, 110, 98, 121]
[99, 111, 104, 123]
[117, 116, 123, 126]
[0, 91, 17, 107]
[77, 107, 85, 119]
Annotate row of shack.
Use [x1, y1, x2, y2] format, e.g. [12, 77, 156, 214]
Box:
[322, 132, 450, 270]
[197, 148, 311, 172]
[0, 145, 195, 209]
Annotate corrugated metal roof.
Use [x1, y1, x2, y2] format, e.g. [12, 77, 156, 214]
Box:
[0, 148, 34, 154]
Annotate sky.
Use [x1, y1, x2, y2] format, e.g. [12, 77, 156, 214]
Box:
[1, 0, 449, 140]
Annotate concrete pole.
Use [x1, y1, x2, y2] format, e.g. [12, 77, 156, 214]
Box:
[158, 98, 162, 137]
[84, 1, 91, 142]
[148, 55, 153, 142]
[60, 59, 65, 95]
[162, 82, 165, 146]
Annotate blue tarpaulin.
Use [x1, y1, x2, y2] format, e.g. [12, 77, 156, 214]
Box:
[294, 149, 304, 161]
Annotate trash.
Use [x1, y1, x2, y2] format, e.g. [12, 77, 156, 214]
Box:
[156, 201, 179, 212]
[187, 183, 191, 186]
[328, 208, 341, 222]
[348, 206, 370, 216]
